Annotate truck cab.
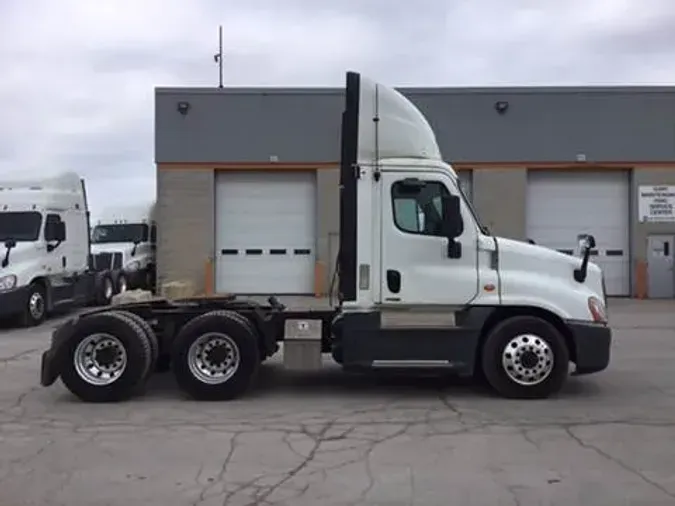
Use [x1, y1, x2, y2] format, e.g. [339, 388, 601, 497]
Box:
[0, 172, 112, 325]
[90, 203, 157, 294]
[333, 71, 610, 397]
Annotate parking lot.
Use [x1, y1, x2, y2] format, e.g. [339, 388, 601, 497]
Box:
[0, 299, 673, 506]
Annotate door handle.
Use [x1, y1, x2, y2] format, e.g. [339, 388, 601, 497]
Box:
[62, 256, 67, 268]
[387, 269, 401, 294]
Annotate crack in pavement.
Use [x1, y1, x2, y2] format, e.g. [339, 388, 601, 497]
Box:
[564, 426, 675, 500]
[0, 347, 41, 364]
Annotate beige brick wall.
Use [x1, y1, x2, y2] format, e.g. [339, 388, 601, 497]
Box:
[472, 167, 528, 240]
[156, 167, 214, 293]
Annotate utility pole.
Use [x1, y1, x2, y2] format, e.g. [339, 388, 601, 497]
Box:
[213, 25, 224, 88]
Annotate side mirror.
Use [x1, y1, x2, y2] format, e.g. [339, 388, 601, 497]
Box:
[441, 194, 464, 239]
[578, 234, 596, 250]
[4, 239, 16, 249]
[574, 234, 597, 283]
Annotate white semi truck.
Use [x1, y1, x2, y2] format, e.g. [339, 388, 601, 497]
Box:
[0, 172, 118, 326]
[91, 203, 157, 294]
[40, 71, 611, 402]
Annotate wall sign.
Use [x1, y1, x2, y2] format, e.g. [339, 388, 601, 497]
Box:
[638, 185, 675, 222]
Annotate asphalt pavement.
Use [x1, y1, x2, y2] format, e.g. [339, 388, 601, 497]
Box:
[0, 299, 674, 506]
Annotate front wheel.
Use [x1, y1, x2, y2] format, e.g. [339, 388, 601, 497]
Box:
[21, 282, 47, 327]
[481, 316, 570, 399]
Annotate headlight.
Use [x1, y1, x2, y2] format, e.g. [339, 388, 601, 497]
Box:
[0, 274, 17, 292]
[126, 261, 141, 272]
[588, 296, 607, 324]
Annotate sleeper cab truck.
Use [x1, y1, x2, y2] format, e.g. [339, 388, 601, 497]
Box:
[39, 71, 611, 402]
[0, 172, 117, 326]
[91, 202, 157, 295]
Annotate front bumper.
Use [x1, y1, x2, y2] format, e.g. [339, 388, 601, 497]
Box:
[40, 317, 78, 387]
[0, 285, 30, 318]
[566, 320, 612, 375]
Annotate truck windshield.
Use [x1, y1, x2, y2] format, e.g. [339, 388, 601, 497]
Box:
[0, 211, 43, 242]
[91, 224, 148, 244]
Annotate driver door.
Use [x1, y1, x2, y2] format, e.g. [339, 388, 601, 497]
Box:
[379, 172, 479, 306]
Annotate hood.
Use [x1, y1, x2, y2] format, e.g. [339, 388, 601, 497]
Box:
[0, 242, 42, 275]
[492, 236, 605, 318]
[497, 237, 601, 278]
[91, 242, 134, 255]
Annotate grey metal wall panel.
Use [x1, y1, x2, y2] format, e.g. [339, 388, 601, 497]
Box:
[156, 86, 675, 164]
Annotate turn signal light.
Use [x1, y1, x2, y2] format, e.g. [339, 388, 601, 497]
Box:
[588, 296, 607, 323]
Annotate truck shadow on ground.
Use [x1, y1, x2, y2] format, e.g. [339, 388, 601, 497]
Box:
[128, 362, 603, 403]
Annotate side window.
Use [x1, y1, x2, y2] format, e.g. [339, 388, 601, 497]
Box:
[44, 213, 66, 242]
[391, 180, 452, 236]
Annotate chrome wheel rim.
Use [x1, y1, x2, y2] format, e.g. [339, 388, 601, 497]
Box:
[187, 332, 240, 384]
[74, 333, 127, 386]
[28, 291, 44, 320]
[118, 276, 127, 293]
[104, 278, 113, 299]
[501, 334, 554, 386]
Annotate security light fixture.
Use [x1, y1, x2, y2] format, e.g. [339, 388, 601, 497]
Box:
[494, 101, 509, 114]
[177, 101, 191, 115]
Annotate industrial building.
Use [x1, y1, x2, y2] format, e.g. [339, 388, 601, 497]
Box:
[154, 82, 675, 299]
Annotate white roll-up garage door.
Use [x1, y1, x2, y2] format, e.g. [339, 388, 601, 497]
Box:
[457, 170, 473, 202]
[215, 171, 317, 294]
[526, 171, 630, 296]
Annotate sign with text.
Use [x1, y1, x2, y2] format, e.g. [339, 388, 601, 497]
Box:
[638, 185, 675, 222]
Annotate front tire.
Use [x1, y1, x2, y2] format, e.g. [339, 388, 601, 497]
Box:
[21, 282, 47, 327]
[171, 310, 260, 401]
[481, 316, 569, 399]
[60, 312, 153, 402]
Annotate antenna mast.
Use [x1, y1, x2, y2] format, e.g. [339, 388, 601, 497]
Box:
[214, 25, 224, 88]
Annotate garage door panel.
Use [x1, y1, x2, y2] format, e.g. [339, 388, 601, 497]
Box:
[526, 171, 630, 296]
[215, 171, 317, 294]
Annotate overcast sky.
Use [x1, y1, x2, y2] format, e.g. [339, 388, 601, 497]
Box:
[1, 0, 674, 216]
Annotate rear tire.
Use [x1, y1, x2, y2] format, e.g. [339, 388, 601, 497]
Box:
[481, 315, 569, 399]
[21, 282, 47, 327]
[116, 274, 128, 295]
[111, 310, 159, 380]
[60, 312, 153, 402]
[171, 310, 260, 401]
[95, 273, 114, 306]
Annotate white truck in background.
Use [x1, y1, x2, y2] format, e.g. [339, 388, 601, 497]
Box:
[0, 172, 117, 326]
[90, 203, 157, 294]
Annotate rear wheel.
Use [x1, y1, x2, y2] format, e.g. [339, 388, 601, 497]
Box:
[111, 310, 159, 380]
[481, 315, 569, 399]
[95, 273, 114, 306]
[60, 312, 153, 402]
[116, 274, 128, 295]
[171, 310, 260, 401]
